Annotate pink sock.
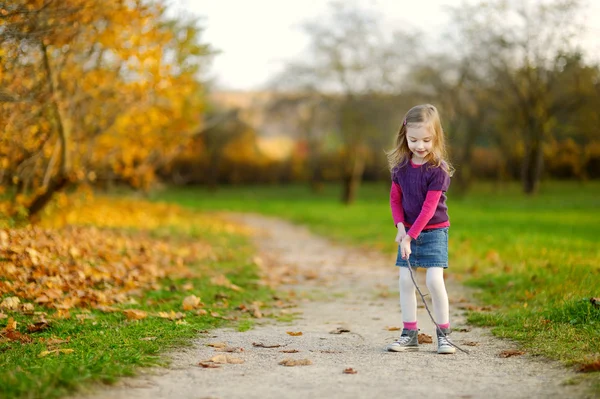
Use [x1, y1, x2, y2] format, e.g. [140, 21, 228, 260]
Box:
[438, 322, 450, 329]
[403, 321, 418, 330]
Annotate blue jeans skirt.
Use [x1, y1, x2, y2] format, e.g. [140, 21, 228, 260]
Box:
[395, 228, 449, 269]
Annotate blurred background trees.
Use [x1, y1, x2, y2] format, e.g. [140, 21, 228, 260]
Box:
[1, 0, 599, 219]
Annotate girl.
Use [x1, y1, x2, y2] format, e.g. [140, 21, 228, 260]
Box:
[385, 104, 455, 355]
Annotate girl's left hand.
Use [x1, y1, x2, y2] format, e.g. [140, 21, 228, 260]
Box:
[401, 235, 412, 260]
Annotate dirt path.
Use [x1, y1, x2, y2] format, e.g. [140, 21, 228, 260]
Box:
[74, 214, 591, 399]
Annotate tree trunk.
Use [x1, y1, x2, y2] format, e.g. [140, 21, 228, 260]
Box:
[340, 148, 365, 205]
[521, 134, 544, 195]
[27, 42, 72, 220]
[453, 117, 481, 196]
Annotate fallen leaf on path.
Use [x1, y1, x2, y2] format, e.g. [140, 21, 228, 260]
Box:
[330, 327, 351, 334]
[286, 331, 303, 336]
[198, 362, 220, 368]
[343, 368, 358, 374]
[207, 342, 228, 348]
[123, 309, 147, 320]
[454, 327, 471, 332]
[418, 333, 432, 344]
[38, 348, 74, 357]
[279, 358, 312, 367]
[462, 341, 479, 346]
[252, 342, 281, 348]
[386, 326, 401, 331]
[206, 354, 244, 364]
[499, 350, 525, 358]
[215, 346, 244, 353]
[281, 349, 299, 353]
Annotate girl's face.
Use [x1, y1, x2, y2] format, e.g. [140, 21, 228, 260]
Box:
[406, 124, 434, 164]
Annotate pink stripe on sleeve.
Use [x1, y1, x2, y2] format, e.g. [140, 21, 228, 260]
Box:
[407, 190, 443, 239]
[390, 182, 404, 227]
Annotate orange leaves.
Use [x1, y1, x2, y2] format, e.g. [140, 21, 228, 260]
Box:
[182, 295, 202, 311]
[123, 309, 148, 321]
[0, 199, 231, 311]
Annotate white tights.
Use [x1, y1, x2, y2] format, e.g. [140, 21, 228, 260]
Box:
[399, 267, 449, 325]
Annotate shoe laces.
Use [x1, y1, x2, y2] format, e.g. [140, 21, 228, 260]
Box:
[395, 334, 413, 345]
[437, 334, 452, 347]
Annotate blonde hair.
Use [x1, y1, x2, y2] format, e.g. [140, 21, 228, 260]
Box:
[386, 104, 453, 176]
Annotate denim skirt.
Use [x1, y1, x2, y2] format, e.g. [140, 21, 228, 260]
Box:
[395, 228, 448, 268]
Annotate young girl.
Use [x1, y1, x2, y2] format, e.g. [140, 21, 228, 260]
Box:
[385, 104, 455, 354]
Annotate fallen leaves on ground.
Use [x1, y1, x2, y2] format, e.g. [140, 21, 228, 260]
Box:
[386, 326, 401, 331]
[27, 321, 50, 333]
[418, 333, 433, 344]
[499, 349, 525, 358]
[123, 309, 148, 320]
[198, 362, 220, 368]
[210, 275, 242, 292]
[182, 295, 202, 311]
[0, 197, 245, 312]
[207, 342, 228, 349]
[38, 348, 74, 358]
[214, 346, 244, 353]
[462, 341, 479, 346]
[279, 358, 312, 367]
[576, 358, 600, 373]
[329, 326, 351, 334]
[253, 342, 282, 348]
[286, 331, 303, 336]
[203, 354, 244, 364]
[343, 368, 358, 374]
[281, 349, 299, 353]
[157, 311, 185, 321]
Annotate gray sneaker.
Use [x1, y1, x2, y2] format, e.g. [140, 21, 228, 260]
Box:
[387, 328, 419, 352]
[437, 327, 456, 354]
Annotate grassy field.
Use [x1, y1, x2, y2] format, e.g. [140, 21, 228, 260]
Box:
[154, 181, 600, 379]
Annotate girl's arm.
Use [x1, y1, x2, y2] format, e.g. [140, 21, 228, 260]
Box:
[406, 190, 443, 239]
[390, 182, 404, 227]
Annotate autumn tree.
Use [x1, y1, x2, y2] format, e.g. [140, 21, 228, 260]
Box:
[448, 0, 587, 194]
[275, 2, 415, 204]
[0, 0, 212, 219]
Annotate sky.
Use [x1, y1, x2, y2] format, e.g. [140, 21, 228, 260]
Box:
[171, 0, 600, 91]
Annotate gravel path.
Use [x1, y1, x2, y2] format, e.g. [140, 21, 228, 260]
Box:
[74, 214, 591, 399]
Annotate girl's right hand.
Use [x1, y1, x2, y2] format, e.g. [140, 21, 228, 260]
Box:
[395, 224, 406, 244]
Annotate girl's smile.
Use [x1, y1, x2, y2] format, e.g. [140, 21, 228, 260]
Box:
[406, 125, 434, 163]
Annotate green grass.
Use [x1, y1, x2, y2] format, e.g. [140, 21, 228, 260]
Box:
[0, 228, 274, 399]
[153, 181, 600, 376]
